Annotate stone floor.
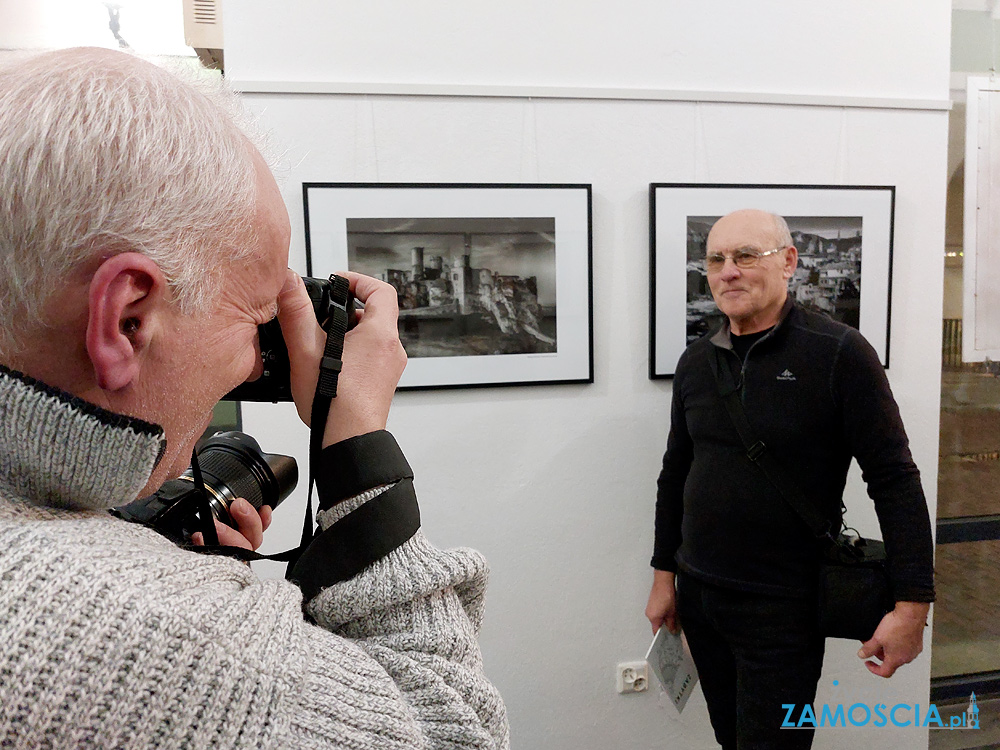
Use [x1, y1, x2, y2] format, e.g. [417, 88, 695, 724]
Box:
[928, 696, 1000, 750]
[934, 371, 1000, 679]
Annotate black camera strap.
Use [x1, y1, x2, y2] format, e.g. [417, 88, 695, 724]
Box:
[316, 274, 352, 401]
[190, 448, 220, 547]
[297, 274, 352, 553]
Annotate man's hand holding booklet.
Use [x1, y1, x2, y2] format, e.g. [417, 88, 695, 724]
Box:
[645, 627, 699, 712]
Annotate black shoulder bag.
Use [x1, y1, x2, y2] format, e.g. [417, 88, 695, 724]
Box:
[710, 349, 893, 642]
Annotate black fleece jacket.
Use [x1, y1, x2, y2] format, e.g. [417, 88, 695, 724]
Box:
[652, 300, 935, 602]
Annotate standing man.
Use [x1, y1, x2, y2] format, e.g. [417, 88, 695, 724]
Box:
[645, 209, 934, 750]
[0, 48, 509, 748]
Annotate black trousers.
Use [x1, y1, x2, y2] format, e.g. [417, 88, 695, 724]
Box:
[677, 574, 826, 750]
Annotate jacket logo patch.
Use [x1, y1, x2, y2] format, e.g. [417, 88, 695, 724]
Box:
[777, 369, 796, 381]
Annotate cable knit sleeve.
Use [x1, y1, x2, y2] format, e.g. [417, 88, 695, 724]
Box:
[285, 431, 509, 749]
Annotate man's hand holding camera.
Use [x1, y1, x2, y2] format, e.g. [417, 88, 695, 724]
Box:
[190, 270, 406, 552]
[278, 269, 406, 448]
[192, 498, 272, 551]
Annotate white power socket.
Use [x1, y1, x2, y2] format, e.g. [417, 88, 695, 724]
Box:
[616, 661, 649, 694]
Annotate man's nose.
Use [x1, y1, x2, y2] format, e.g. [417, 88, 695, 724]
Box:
[719, 258, 742, 280]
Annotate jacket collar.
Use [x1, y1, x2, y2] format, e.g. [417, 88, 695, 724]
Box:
[709, 296, 796, 351]
[0, 364, 166, 511]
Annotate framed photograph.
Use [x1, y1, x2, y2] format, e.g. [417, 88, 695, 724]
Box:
[304, 183, 593, 390]
[649, 183, 895, 378]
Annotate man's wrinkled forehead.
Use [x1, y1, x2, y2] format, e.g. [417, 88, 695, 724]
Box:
[706, 211, 780, 253]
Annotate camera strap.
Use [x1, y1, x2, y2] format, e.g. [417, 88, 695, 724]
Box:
[297, 274, 352, 553]
[316, 274, 352, 401]
[190, 448, 219, 547]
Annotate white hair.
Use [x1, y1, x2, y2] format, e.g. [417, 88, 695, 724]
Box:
[0, 47, 267, 351]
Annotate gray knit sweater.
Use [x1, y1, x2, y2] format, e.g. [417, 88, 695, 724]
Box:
[0, 368, 509, 749]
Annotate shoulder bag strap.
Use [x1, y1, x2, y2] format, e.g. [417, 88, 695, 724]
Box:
[708, 347, 836, 542]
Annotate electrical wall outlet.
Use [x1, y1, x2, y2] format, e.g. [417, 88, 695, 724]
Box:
[616, 660, 649, 694]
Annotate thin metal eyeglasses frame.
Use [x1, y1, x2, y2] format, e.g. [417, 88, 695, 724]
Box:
[704, 246, 787, 272]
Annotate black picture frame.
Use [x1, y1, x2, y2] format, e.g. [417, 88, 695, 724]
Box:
[649, 183, 895, 378]
[304, 182, 594, 390]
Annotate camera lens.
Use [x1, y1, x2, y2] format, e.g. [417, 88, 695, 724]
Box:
[182, 431, 297, 524]
[114, 431, 297, 542]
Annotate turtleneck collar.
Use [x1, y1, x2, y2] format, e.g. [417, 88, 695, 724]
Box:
[0, 364, 166, 510]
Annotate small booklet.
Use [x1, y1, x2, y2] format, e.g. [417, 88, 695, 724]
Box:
[645, 627, 699, 713]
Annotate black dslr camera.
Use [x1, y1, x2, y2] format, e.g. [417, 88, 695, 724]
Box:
[224, 275, 355, 403]
[114, 431, 297, 544]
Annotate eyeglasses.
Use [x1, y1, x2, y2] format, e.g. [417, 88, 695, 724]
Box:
[704, 246, 785, 273]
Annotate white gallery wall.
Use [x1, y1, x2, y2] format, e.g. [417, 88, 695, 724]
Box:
[0, 1, 189, 55]
[229, 2, 951, 748]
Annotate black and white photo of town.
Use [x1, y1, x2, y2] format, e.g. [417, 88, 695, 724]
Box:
[347, 217, 557, 358]
[685, 215, 863, 342]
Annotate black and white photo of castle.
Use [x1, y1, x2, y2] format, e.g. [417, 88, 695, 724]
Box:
[685, 215, 863, 342]
[347, 217, 557, 358]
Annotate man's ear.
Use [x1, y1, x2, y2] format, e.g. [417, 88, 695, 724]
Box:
[86, 252, 167, 392]
[782, 245, 799, 279]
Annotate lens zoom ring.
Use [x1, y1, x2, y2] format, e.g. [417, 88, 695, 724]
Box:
[197, 450, 265, 510]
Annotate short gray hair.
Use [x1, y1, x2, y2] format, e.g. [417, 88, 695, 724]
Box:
[0, 47, 265, 351]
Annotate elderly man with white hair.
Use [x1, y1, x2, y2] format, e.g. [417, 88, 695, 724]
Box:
[646, 209, 934, 750]
[0, 47, 508, 749]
